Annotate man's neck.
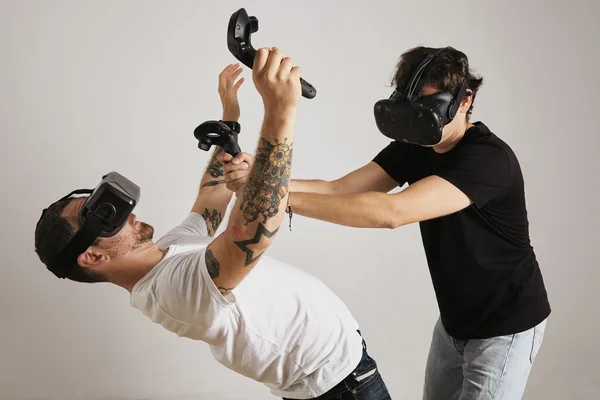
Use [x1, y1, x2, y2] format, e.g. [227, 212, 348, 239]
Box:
[433, 121, 475, 154]
[109, 244, 168, 293]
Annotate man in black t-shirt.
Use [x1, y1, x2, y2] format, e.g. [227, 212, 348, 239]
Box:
[221, 46, 550, 399]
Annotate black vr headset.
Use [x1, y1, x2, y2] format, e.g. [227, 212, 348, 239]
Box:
[374, 47, 470, 146]
[38, 171, 140, 279]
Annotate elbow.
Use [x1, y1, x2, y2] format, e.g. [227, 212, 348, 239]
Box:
[382, 208, 406, 229]
[225, 224, 274, 251]
[383, 218, 401, 230]
[329, 180, 344, 195]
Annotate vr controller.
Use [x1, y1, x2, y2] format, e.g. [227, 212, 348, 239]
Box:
[228, 8, 317, 99]
[194, 120, 242, 157]
[196, 9, 318, 158]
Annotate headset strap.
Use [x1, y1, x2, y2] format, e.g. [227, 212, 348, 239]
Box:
[449, 77, 470, 118]
[405, 47, 448, 101]
[48, 213, 105, 279]
[36, 189, 92, 232]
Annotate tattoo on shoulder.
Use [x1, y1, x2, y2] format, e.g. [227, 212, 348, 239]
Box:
[240, 138, 292, 225]
[202, 208, 223, 236]
[205, 249, 220, 279]
[234, 223, 279, 266]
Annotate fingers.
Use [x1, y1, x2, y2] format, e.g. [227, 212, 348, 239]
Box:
[254, 47, 287, 78]
[220, 64, 243, 86]
[233, 77, 245, 91]
[224, 160, 250, 174]
[224, 160, 249, 173]
[230, 67, 243, 81]
[224, 169, 249, 184]
[217, 152, 233, 163]
[220, 63, 239, 79]
[218, 151, 253, 165]
[279, 57, 294, 79]
[252, 47, 301, 109]
[232, 152, 244, 165]
[290, 65, 302, 80]
[265, 48, 285, 78]
[254, 48, 270, 73]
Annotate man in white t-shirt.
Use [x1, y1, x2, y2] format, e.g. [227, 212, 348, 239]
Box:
[34, 49, 391, 399]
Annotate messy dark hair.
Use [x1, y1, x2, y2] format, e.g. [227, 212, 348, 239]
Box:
[393, 46, 484, 118]
[34, 198, 106, 283]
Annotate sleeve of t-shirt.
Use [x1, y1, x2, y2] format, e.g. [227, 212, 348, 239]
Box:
[152, 248, 235, 330]
[372, 141, 410, 186]
[435, 141, 513, 208]
[156, 212, 209, 248]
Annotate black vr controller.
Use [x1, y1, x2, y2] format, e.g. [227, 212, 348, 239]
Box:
[228, 8, 317, 99]
[194, 120, 241, 157]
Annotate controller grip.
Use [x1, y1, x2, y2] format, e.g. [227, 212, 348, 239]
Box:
[244, 49, 315, 98]
[300, 78, 316, 99]
[226, 140, 242, 157]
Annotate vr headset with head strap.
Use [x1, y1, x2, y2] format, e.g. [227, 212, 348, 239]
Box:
[38, 172, 140, 279]
[374, 47, 470, 146]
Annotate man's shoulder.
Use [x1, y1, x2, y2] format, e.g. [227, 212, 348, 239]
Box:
[155, 212, 212, 248]
[459, 122, 517, 159]
[156, 233, 213, 248]
[465, 122, 512, 147]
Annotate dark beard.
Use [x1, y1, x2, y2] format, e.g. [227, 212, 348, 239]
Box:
[136, 222, 154, 243]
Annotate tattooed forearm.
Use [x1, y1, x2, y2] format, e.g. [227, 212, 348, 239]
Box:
[207, 161, 224, 179]
[200, 180, 225, 189]
[202, 208, 223, 236]
[234, 223, 280, 266]
[205, 148, 224, 179]
[240, 138, 292, 225]
[218, 287, 234, 296]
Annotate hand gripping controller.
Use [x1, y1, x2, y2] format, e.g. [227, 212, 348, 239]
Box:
[227, 8, 317, 99]
[194, 120, 241, 157]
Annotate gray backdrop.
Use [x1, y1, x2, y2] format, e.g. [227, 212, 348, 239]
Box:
[1, 0, 598, 399]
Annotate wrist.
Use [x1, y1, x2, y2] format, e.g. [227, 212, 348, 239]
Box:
[222, 112, 240, 122]
[287, 192, 299, 209]
[263, 106, 297, 122]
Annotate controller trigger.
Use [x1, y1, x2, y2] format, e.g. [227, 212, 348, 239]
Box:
[249, 16, 259, 33]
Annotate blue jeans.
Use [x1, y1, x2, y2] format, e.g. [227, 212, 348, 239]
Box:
[284, 339, 391, 400]
[423, 317, 548, 400]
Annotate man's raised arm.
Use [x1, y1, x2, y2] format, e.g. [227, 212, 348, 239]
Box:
[206, 48, 302, 295]
[191, 64, 245, 236]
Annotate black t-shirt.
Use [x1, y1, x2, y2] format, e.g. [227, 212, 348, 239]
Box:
[373, 122, 551, 339]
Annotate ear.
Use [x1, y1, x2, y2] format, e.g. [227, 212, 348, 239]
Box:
[77, 247, 110, 269]
[459, 89, 474, 113]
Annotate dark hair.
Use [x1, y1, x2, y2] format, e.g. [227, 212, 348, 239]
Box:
[34, 198, 107, 283]
[392, 46, 484, 118]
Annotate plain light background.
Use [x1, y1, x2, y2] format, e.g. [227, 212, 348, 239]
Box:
[1, 0, 598, 399]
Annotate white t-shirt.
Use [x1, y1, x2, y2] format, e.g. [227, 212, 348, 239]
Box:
[130, 213, 363, 399]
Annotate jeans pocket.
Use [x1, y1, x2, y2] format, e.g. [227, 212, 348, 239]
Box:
[529, 323, 545, 363]
[345, 355, 380, 395]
